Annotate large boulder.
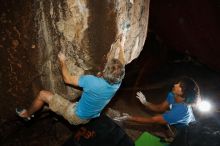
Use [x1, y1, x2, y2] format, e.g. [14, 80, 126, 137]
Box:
[35, 0, 149, 98]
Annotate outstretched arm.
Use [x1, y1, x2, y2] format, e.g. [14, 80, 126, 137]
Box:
[145, 101, 170, 113]
[118, 46, 126, 65]
[58, 52, 79, 86]
[129, 114, 168, 125]
[136, 91, 169, 113]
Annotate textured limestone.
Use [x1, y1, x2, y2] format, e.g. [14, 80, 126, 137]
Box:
[35, 0, 149, 98]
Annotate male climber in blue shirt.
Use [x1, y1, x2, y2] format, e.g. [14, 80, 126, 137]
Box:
[118, 77, 200, 129]
[16, 50, 125, 125]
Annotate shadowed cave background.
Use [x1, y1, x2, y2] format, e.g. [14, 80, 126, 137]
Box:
[1, 0, 220, 146]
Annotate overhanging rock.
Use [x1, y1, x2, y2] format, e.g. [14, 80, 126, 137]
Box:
[34, 0, 149, 98]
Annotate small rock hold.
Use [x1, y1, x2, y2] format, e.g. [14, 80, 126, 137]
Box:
[11, 40, 19, 49]
[31, 44, 36, 48]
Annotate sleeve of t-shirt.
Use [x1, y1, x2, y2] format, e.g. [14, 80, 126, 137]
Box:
[78, 75, 94, 88]
[162, 104, 188, 125]
[166, 92, 175, 105]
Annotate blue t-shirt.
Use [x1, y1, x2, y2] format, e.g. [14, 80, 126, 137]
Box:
[163, 92, 195, 128]
[75, 75, 121, 119]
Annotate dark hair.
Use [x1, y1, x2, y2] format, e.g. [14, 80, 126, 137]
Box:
[103, 59, 125, 84]
[178, 77, 200, 104]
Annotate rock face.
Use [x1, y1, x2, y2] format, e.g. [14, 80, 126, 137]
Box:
[35, 0, 149, 98]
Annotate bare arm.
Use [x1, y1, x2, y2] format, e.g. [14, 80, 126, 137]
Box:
[58, 52, 79, 86]
[118, 46, 126, 65]
[136, 91, 170, 113]
[129, 114, 168, 125]
[144, 100, 170, 113]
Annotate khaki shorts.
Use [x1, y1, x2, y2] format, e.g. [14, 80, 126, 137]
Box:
[49, 94, 89, 125]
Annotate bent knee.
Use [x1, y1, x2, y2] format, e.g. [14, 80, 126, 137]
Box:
[39, 90, 54, 102]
